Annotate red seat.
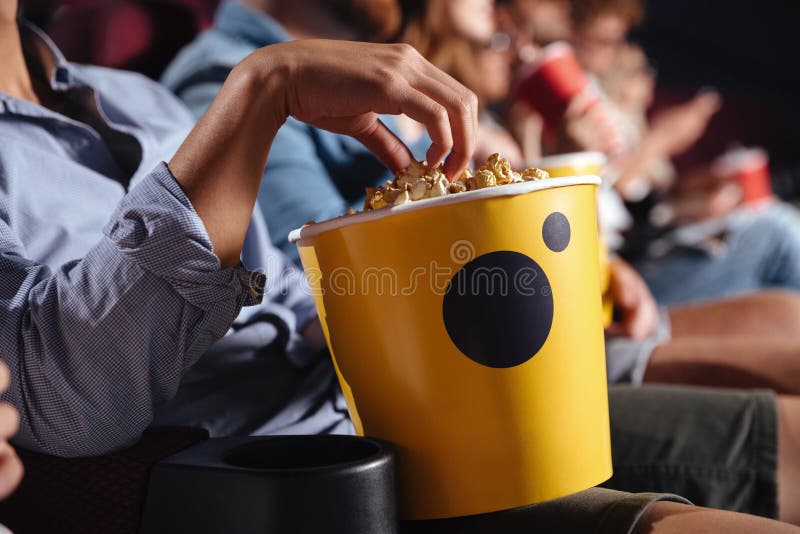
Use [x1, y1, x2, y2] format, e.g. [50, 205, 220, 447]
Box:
[28, 0, 221, 79]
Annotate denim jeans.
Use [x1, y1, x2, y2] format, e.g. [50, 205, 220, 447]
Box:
[634, 202, 800, 306]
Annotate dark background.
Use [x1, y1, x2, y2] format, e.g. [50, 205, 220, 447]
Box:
[635, 0, 800, 187]
[24, 0, 800, 194]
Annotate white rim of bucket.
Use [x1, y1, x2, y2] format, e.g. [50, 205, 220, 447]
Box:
[288, 175, 601, 243]
[535, 152, 607, 170]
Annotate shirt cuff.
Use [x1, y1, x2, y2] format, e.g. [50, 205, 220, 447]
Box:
[103, 162, 265, 309]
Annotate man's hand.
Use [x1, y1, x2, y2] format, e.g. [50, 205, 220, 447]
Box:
[0, 363, 22, 500]
[171, 40, 478, 266]
[554, 94, 625, 155]
[606, 257, 659, 341]
[653, 165, 742, 225]
[264, 41, 478, 180]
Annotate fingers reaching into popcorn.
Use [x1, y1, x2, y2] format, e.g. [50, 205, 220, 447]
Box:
[364, 154, 550, 211]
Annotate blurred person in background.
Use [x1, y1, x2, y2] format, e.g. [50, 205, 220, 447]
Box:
[570, 0, 721, 201]
[570, 0, 800, 308]
[435, 0, 800, 404]
[494, 0, 633, 164]
[505, 0, 572, 46]
[570, 0, 640, 79]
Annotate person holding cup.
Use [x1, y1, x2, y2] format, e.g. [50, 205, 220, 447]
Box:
[570, 0, 800, 309]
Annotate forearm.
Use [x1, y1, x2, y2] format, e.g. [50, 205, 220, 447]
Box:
[169, 53, 289, 267]
[614, 135, 663, 193]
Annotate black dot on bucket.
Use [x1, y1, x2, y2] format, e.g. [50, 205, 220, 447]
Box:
[542, 212, 570, 252]
[442, 251, 554, 368]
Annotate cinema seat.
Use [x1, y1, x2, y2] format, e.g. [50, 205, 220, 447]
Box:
[32, 0, 219, 80]
[0, 427, 209, 534]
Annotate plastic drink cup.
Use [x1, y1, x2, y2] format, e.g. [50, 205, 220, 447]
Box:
[516, 42, 597, 129]
[289, 177, 612, 520]
[712, 148, 772, 206]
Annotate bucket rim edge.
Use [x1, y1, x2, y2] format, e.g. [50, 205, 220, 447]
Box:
[288, 175, 601, 243]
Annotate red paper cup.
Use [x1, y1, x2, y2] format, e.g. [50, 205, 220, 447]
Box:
[516, 42, 593, 128]
[712, 148, 772, 205]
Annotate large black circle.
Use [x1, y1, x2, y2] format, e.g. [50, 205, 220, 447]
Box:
[443, 251, 553, 368]
[542, 212, 571, 252]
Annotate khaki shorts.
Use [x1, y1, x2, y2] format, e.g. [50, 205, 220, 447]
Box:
[603, 385, 778, 519]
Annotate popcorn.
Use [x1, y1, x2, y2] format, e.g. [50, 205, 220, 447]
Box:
[363, 154, 550, 211]
[447, 181, 466, 194]
[483, 153, 516, 184]
[431, 176, 449, 197]
[365, 187, 388, 210]
[410, 179, 429, 201]
[393, 189, 411, 206]
[395, 160, 429, 189]
[521, 167, 550, 181]
[467, 169, 497, 190]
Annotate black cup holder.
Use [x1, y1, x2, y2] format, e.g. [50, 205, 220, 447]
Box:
[224, 435, 383, 470]
[141, 435, 397, 534]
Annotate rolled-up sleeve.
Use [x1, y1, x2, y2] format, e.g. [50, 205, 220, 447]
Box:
[0, 163, 264, 457]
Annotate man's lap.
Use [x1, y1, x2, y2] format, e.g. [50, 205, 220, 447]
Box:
[604, 385, 778, 518]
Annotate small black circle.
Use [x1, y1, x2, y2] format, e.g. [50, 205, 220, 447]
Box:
[442, 251, 554, 368]
[542, 212, 571, 252]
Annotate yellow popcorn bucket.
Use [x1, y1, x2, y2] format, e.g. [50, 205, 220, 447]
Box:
[538, 152, 613, 328]
[289, 177, 612, 520]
